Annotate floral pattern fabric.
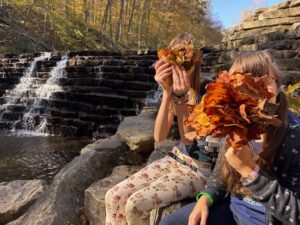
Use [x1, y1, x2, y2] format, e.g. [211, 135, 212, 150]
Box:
[105, 147, 211, 225]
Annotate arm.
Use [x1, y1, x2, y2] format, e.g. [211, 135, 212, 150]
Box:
[188, 141, 228, 225]
[172, 66, 194, 145]
[153, 59, 174, 143]
[245, 127, 300, 225]
[199, 140, 228, 204]
[226, 126, 300, 225]
[154, 91, 174, 143]
[245, 168, 300, 224]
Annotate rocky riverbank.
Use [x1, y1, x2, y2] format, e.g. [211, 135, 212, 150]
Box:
[1, 1, 300, 225]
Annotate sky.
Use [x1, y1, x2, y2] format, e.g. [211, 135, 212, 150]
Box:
[211, 0, 285, 29]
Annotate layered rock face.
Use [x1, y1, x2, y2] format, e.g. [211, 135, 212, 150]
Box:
[0, 51, 157, 138]
[202, 0, 300, 84]
[0, 53, 36, 97]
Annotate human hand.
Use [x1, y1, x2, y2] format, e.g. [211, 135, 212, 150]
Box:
[188, 196, 210, 225]
[224, 144, 256, 178]
[154, 59, 173, 95]
[172, 65, 191, 97]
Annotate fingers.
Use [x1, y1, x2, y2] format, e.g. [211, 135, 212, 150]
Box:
[155, 72, 172, 83]
[154, 67, 172, 82]
[173, 65, 190, 93]
[200, 209, 208, 225]
[172, 66, 181, 89]
[181, 66, 191, 89]
[188, 213, 201, 225]
[155, 59, 171, 74]
[154, 58, 164, 70]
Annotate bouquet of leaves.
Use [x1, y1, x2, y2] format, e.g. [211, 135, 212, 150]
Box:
[185, 71, 282, 149]
[157, 40, 202, 85]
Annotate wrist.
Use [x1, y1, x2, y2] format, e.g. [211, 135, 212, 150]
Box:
[198, 195, 212, 207]
[162, 90, 172, 99]
[196, 192, 213, 206]
[173, 91, 188, 98]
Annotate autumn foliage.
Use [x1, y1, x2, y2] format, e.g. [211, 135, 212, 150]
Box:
[157, 41, 202, 84]
[185, 71, 282, 149]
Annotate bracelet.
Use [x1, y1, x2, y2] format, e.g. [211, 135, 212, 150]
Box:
[173, 95, 189, 105]
[173, 91, 188, 98]
[195, 192, 214, 205]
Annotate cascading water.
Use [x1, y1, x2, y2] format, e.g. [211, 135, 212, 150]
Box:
[144, 85, 162, 106]
[0, 53, 51, 121]
[21, 54, 69, 133]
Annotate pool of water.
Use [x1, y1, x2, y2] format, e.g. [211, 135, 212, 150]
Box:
[0, 131, 91, 184]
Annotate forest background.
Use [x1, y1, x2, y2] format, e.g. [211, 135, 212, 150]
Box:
[0, 0, 223, 54]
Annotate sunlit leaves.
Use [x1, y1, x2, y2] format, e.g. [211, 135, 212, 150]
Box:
[185, 71, 282, 149]
[285, 82, 300, 116]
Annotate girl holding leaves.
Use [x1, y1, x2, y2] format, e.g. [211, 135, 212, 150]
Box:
[105, 33, 220, 225]
[159, 51, 300, 225]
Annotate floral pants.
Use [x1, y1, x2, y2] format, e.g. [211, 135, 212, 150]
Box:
[105, 147, 211, 225]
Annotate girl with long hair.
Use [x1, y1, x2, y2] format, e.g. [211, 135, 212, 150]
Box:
[159, 51, 300, 225]
[104, 33, 220, 225]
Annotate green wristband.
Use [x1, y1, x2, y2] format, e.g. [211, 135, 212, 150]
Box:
[195, 192, 214, 205]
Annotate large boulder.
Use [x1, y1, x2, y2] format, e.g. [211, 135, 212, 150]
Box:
[7, 135, 128, 225]
[84, 165, 141, 225]
[117, 108, 156, 153]
[147, 140, 177, 164]
[83, 139, 176, 225]
[0, 180, 47, 224]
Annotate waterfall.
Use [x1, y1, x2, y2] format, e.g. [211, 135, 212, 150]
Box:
[0, 53, 51, 118]
[144, 85, 162, 106]
[20, 55, 69, 133]
[35, 55, 68, 99]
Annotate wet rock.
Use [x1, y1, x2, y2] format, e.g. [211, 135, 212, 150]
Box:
[6, 137, 127, 225]
[0, 180, 47, 224]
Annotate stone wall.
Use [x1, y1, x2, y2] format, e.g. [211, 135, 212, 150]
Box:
[202, 0, 300, 84]
[0, 51, 157, 138]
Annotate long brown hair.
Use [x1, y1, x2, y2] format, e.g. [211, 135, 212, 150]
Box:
[220, 51, 289, 196]
[168, 33, 202, 110]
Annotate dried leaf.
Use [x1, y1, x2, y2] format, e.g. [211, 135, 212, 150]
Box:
[186, 70, 282, 149]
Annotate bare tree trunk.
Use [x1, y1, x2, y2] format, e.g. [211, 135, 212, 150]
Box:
[65, 0, 70, 19]
[114, 0, 124, 48]
[108, 2, 114, 48]
[145, 0, 152, 47]
[42, 0, 51, 38]
[92, 0, 96, 26]
[138, 0, 147, 50]
[24, 0, 37, 26]
[100, 0, 111, 44]
[126, 0, 136, 35]
[83, 0, 90, 23]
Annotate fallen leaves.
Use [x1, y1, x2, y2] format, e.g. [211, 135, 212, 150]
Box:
[185, 71, 282, 149]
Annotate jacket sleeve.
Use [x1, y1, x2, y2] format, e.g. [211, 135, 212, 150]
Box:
[245, 125, 300, 225]
[245, 169, 300, 224]
[201, 139, 228, 204]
